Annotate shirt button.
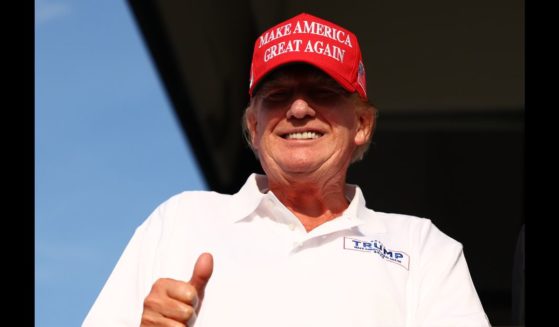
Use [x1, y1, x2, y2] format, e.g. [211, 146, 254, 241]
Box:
[288, 223, 296, 231]
[292, 241, 302, 248]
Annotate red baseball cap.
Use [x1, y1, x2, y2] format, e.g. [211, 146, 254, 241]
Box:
[249, 13, 367, 100]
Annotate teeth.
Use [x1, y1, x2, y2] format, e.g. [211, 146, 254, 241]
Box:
[285, 132, 322, 140]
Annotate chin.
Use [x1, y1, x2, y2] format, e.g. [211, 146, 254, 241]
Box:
[279, 160, 323, 175]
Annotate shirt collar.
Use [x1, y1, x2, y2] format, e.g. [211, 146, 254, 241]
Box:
[228, 173, 269, 222]
[228, 173, 386, 234]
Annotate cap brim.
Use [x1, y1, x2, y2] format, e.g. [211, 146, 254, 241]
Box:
[250, 56, 357, 97]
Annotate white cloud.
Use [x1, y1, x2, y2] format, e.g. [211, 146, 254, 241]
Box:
[35, 0, 71, 25]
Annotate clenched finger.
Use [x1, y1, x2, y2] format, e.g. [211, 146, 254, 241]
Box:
[141, 308, 187, 327]
[147, 297, 196, 321]
[166, 283, 199, 309]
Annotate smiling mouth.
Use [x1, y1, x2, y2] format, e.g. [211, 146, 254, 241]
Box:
[282, 131, 323, 140]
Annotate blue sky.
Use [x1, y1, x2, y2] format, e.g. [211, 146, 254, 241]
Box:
[35, 1, 207, 326]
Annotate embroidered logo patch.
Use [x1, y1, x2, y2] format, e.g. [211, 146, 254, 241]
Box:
[343, 237, 410, 270]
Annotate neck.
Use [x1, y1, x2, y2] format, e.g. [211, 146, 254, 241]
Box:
[267, 173, 349, 232]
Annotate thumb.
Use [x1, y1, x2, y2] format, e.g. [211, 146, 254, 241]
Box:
[189, 252, 214, 299]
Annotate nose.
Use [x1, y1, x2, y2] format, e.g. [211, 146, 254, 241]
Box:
[286, 98, 316, 119]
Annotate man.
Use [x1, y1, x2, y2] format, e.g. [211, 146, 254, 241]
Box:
[83, 12, 490, 327]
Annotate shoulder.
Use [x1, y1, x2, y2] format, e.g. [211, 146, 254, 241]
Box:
[376, 210, 458, 239]
[157, 190, 233, 213]
[371, 211, 430, 229]
[138, 190, 234, 232]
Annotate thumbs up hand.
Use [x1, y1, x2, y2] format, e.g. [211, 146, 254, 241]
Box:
[141, 253, 214, 326]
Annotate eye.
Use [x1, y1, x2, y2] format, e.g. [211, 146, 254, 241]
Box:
[262, 89, 293, 104]
[310, 88, 337, 98]
[308, 86, 347, 104]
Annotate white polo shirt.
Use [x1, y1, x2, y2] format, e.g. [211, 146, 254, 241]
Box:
[83, 174, 490, 327]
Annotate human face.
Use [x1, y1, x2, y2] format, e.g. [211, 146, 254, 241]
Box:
[247, 66, 372, 180]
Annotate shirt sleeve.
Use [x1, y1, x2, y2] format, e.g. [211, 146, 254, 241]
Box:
[81, 205, 165, 327]
[412, 220, 492, 327]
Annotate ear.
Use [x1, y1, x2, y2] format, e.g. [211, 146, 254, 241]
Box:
[354, 107, 375, 146]
[246, 108, 259, 150]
